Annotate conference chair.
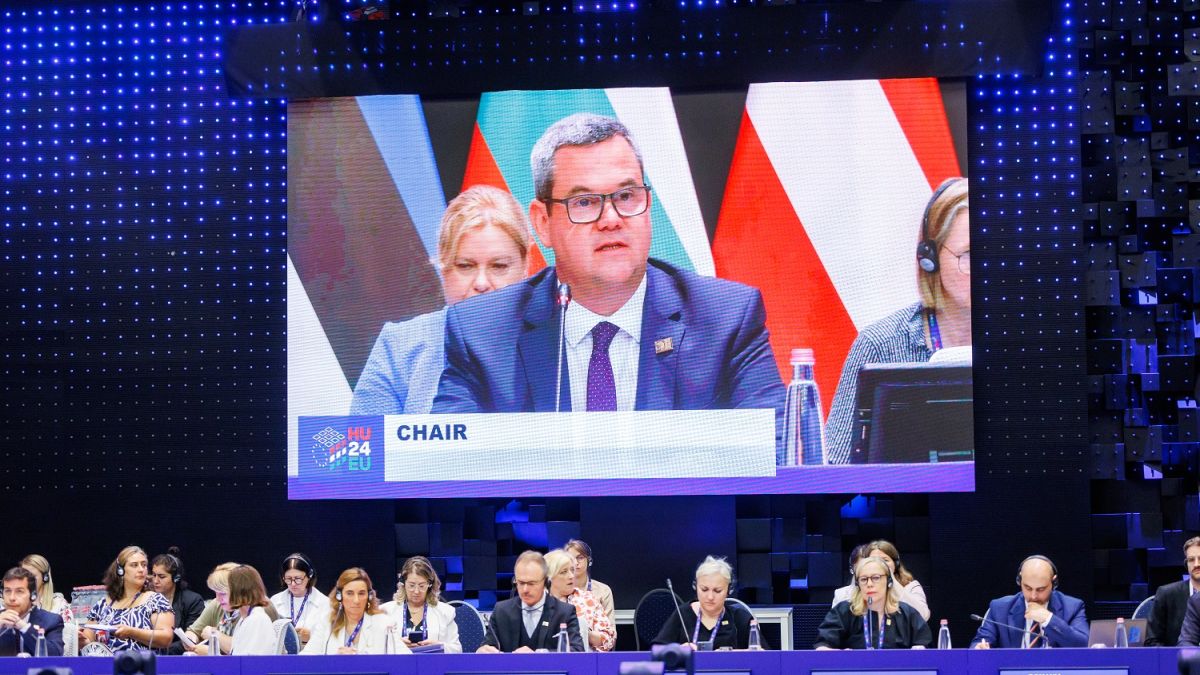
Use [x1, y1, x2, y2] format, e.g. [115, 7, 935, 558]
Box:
[1133, 596, 1155, 621]
[633, 588, 685, 651]
[272, 619, 301, 655]
[448, 600, 488, 653]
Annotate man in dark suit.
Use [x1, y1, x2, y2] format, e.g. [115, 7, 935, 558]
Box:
[477, 551, 583, 653]
[1147, 536, 1200, 646]
[1180, 591, 1200, 647]
[0, 567, 64, 656]
[970, 555, 1088, 649]
[433, 113, 784, 427]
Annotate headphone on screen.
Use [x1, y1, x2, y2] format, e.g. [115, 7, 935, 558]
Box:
[1016, 555, 1059, 590]
[916, 178, 965, 274]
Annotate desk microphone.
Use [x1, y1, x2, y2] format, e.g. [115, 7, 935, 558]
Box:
[664, 579, 690, 643]
[324, 599, 344, 655]
[554, 282, 571, 413]
[969, 613, 1043, 641]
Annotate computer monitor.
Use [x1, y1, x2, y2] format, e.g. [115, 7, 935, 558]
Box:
[848, 362, 974, 464]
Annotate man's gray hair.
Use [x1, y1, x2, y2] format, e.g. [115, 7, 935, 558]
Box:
[530, 112, 645, 202]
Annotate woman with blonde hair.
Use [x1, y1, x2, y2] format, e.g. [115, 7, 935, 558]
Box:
[78, 545, 174, 652]
[19, 554, 71, 621]
[545, 549, 615, 651]
[380, 555, 460, 652]
[653, 555, 764, 650]
[301, 568, 408, 655]
[815, 556, 931, 649]
[352, 184, 532, 414]
[825, 177, 970, 463]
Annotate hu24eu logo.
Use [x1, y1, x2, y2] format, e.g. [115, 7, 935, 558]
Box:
[310, 424, 373, 472]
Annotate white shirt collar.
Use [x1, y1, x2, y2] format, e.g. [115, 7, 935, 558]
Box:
[564, 273, 646, 349]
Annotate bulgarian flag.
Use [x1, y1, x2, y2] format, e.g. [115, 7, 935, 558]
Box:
[462, 88, 714, 275]
[712, 79, 962, 415]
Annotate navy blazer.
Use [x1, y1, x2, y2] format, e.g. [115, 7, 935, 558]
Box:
[0, 607, 64, 656]
[433, 260, 785, 420]
[969, 591, 1089, 648]
[483, 594, 584, 652]
[1180, 591, 1200, 647]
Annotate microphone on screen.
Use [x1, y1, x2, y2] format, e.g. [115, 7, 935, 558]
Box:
[665, 579, 690, 644]
[554, 282, 571, 414]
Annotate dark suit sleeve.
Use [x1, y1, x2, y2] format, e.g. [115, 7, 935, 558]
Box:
[563, 606, 585, 653]
[729, 604, 769, 650]
[727, 290, 785, 419]
[906, 606, 932, 648]
[484, 607, 503, 651]
[432, 306, 484, 413]
[1145, 586, 1170, 646]
[969, 600, 1000, 647]
[23, 612, 63, 656]
[1046, 596, 1089, 648]
[1180, 593, 1200, 647]
[815, 603, 851, 649]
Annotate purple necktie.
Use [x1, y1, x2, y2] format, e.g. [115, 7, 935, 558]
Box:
[586, 321, 620, 411]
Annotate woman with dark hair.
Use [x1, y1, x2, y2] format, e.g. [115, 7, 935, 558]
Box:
[268, 553, 329, 647]
[300, 568, 408, 655]
[79, 545, 174, 652]
[226, 565, 277, 655]
[564, 539, 614, 624]
[380, 556, 461, 652]
[151, 547, 206, 654]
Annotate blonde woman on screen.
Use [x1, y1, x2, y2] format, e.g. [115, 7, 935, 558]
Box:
[351, 184, 532, 415]
[824, 177, 970, 464]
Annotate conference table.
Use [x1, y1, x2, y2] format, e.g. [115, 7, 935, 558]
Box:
[7, 648, 1196, 674]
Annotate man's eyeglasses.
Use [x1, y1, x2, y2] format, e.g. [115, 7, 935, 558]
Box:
[943, 246, 970, 275]
[856, 574, 887, 587]
[545, 185, 652, 224]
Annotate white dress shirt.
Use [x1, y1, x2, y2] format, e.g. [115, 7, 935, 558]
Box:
[269, 588, 331, 641]
[231, 606, 277, 655]
[378, 600, 462, 653]
[565, 275, 647, 412]
[300, 612, 410, 655]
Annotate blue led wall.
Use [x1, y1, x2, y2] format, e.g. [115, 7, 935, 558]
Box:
[0, 0, 1195, 643]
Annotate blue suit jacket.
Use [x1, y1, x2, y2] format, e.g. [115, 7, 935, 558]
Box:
[969, 591, 1089, 648]
[1179, 591, 1200, 647]
[0, 607, 64, 656]
[432, 260, 785, 421]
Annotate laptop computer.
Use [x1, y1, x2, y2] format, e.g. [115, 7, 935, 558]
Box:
[1087, 618, 1147, 647]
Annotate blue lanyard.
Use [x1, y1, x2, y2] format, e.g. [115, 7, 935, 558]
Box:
[926, 310, 943, 352]
[403, 603, 426, 634]
[863, 609, 887, 650]
[692, 609, 723, 645]
[344, 617, 365, 648]
[290, 589, 310, 627]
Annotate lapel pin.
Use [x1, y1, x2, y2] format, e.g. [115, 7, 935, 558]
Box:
[654, 337, 674, 355]
[541, 621, 549, 627]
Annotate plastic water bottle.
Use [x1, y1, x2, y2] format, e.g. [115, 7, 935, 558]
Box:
[747, 619, 763, 650]
[937, 619, 951, 649]
[782, 348, 825, 465]
[556, 623, 570, 653]
[208, 630, 221, 656]
[1114, 617, 1128, 648]
[34, 626, 48, 657]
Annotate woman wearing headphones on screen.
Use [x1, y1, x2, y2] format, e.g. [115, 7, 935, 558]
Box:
[350, 185, 532, 415]
[150, 548, 206, 654]
[824, 177, 970, 464]
[652, 556, 765, 650]
[268, 553, 329, 648]
[830, 540, 929, 620]
[815, 556, 931, 650]
[300, 568, 409, 655]
[379, 556, 460, 653]
[78, 546, 174, 652]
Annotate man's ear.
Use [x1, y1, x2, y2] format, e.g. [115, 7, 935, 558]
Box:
[530, 198, 552, 252]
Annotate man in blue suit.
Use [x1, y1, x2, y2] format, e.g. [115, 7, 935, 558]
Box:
[433, 112, 784, 423]
[970, 555, 1088, 649]
[0, 567, 64, 656]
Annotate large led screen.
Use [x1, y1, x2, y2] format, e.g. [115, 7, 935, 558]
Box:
[287, 80, 974, 498]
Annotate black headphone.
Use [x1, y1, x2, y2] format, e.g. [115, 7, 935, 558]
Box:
[1016, 554, 1059, 590]
[283, 553, 316, 582]
[164, 553, 183, 584]
[693, 573, 737, 595]
[916, 178, 964, 274]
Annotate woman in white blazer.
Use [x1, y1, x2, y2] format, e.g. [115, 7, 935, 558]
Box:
[300, 568, 410, 655]
[380, 556, 461, 653]
[268, 552, 330, 648]
[227, 565, 278, 655]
